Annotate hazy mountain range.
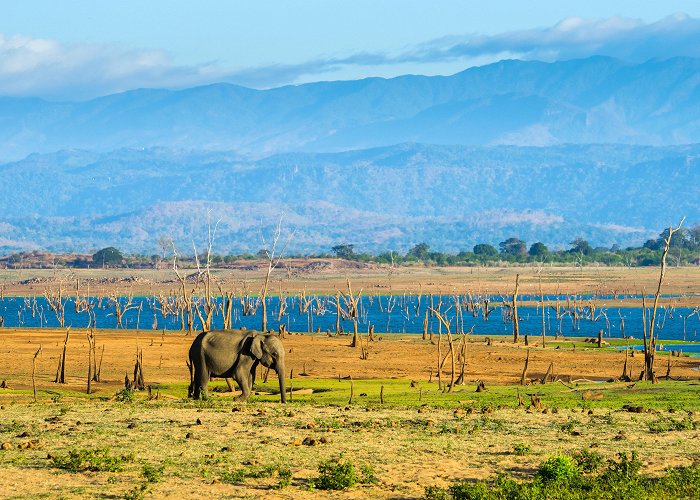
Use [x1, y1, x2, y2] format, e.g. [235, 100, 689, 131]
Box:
[1, 143, 697, 254]
[2, 56, 699, 254]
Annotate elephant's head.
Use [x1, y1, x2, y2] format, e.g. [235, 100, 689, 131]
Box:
[250, 333, 287, 403]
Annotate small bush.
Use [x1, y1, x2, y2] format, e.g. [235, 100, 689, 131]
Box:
[536, 455, 580, 484]
[602, 451, 642, 481]
[512, 443, 532, 456]
[123, 483, 149, 500]
[51, 448, 132, 472]
[115, 389, 135, 403]
[647, 417, 697, 433]
[142, 462, 165, 483]
[360, 464, 378, 484]
[276, 466, 292, 488]
[423, 485, 450, 499]
[221, 469, 247, 484]
[311, 457, 358, 490]
[221, 463, 291, 487]
[572, 448, 604, 474]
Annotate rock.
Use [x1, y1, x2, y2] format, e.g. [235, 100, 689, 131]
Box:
[127, 422, 137, 429]
[305, 422, 315, 429]
[185, 432, 193, 439]
[290, 439, 302, 446]
[302, 436, 317, 446]
[1, 442, 11, 450]
[17, 432, 30, 438]
[196, 418, 202, 425]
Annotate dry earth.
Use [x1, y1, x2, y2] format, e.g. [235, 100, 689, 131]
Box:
[1, 264, 699, 306]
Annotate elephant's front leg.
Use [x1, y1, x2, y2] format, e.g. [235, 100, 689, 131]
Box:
[233, 364, 252, 402]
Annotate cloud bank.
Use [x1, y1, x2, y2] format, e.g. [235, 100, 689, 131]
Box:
[2, 13, 700, 100]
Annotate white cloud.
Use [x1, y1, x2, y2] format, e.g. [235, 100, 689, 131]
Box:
[2, 13, 700, 100]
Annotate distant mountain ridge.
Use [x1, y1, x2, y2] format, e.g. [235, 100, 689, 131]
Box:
[4, 56, 700, 161]
[0, 144, 697, 254]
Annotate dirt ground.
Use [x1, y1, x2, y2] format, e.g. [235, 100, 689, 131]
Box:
[1, 328, 698, 395]
[1, 264, 699, 306]
[0, 328, 699, 498]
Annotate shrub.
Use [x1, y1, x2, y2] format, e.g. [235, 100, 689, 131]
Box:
[115, 389, 135, 403]
[572, 448, 604, 474]
[142, 462, 165, 483]
[52, 447, 132, 472]
[311, 457, 358, 490]
[512, 443, 532, 456]
[536, 455, 580, 484]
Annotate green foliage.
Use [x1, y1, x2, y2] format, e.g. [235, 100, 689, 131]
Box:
[473, 243, 498, 257]
[529, 241, 549, 257]
[142, 462, 165, 483]
[331, 244, 355, 259]
[512, 443, 532, 456]
[425, 453, 700, 500]
[424, 485, 451, 499]
[51, 447, 132, 472]
[123, 483, 149, 500]
[276, 466, 293, 489]
[221, 463, 292, 489]
[646, 416, 698, 433]
[571, 448, 604, 474]
[360, 464, 379, 484]
[536, 455, 580, 484]
[115, 388, 135, 402]
[92, 246, 124, 266]
[499, 237, 527, 257]
[311, 456, 359, 490]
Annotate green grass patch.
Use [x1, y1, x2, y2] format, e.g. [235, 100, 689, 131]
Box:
[426, 452, 700, 500]
[51, 447, 133, 472]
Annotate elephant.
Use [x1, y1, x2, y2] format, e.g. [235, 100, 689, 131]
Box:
[188, 329, 287, 403]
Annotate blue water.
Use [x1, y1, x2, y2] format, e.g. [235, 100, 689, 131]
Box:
[1, 295, 699, 343]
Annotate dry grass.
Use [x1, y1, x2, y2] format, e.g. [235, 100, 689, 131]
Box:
[2, 264, 700, 305]
[0, 399, 698, 498]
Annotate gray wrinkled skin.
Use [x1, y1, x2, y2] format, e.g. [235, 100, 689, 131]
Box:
[188, 329, 286, 403]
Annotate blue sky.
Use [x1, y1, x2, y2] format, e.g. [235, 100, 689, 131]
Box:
[3, 1, 700, 99]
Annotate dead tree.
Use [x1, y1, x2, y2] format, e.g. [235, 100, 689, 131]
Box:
[430, 306, 456, 392]
[132, 349, 145, 390]
[44, 283, 67, 328]
[32, 345, 42, 402]
[260, 219, 293, 332]
[54, 327, 70, 383]
[192, 217, 220, 331]
[171, 242, 196, 333]
[341, 280, 362, 347]
[643, 218, 685, 382]
[512, 274, 520, 343]
[520, 349, 530, 385]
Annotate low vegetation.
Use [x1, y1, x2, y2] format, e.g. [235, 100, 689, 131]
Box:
[425, 451, 700, 500]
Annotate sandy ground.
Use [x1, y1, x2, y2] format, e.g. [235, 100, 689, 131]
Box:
[1, 264, 699, 306]
[0, 328, 698, 395]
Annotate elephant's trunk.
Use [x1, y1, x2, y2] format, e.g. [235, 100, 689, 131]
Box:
[277, 360, 287, 404]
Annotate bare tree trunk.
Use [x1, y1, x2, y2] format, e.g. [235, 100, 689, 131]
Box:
[54, 328, 70, 384]
[520, 349, 530, 385]
[645, 219, 684, 383]
[513, 274, 520, 343]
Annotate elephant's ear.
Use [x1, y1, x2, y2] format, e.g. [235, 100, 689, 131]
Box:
[250, 335, 265, 360]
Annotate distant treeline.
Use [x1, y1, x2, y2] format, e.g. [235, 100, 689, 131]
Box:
[2, 226, 699, 269]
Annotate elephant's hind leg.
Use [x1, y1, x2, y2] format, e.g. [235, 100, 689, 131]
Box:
[194, 366, 209, 400]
